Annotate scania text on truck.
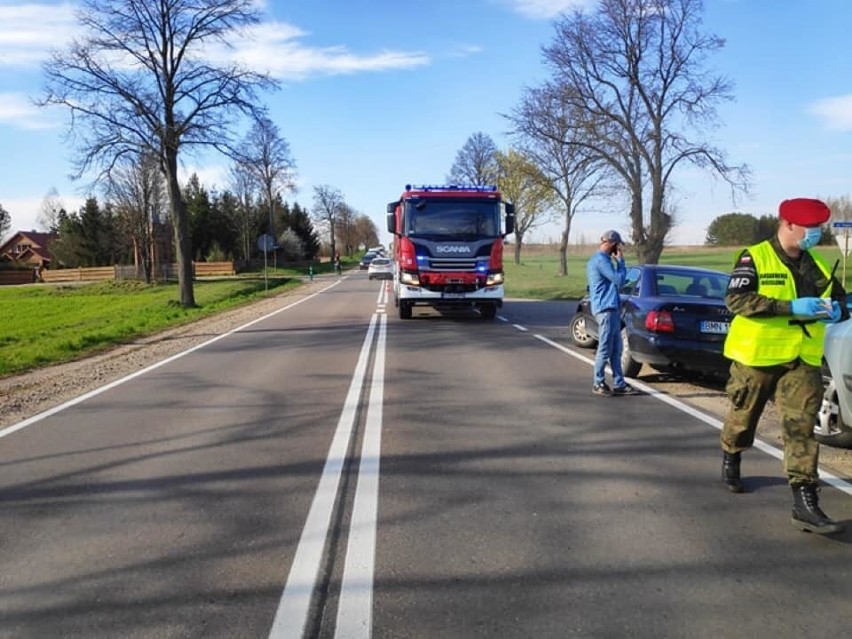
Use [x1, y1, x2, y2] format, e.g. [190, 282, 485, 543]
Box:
[386, 184, 515, 320]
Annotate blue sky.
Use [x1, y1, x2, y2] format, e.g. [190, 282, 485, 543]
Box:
[1, 0, 851, 247]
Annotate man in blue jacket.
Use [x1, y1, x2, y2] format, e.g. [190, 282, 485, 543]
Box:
[586, 230, 636, 396]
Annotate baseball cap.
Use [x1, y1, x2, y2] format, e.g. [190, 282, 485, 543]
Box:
[601, 230, 623, 244]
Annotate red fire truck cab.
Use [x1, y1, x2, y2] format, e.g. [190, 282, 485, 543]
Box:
[386, 184, 515, 320]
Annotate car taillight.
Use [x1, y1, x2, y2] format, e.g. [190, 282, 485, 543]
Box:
[399, 237, 418, 270]
[645, 310, 675, 332]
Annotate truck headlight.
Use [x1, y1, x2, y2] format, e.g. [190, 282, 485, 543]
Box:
[401, 271, 420, 286]
[486, 272, 504, 286]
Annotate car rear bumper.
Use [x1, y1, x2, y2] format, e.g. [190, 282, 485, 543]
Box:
[629, 333, 729, 373]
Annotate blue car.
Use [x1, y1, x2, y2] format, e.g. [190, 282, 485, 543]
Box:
[569, 264, 733, 378]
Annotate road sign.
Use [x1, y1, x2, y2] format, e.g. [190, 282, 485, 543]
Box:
[832, 221, 852, 228]
[834, 232, 851, 260]
[257, 234, 275, 253]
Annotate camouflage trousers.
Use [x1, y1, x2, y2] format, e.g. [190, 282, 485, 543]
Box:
[720, 359, 822, 484]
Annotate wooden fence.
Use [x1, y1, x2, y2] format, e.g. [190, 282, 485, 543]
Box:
[0, 270, 36, 285]
[41, 266, 115, 283]
[0, 261, 237, 286]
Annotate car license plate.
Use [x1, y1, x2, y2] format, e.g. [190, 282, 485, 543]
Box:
[442, 293, 465, 299]
[700, 320, 729, 334]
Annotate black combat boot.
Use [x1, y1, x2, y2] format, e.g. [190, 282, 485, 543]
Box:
[721, 451, 743, 493]
[791, 482, 844, 535]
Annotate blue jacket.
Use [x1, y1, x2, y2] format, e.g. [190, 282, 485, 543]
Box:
[587, 250, 626, 314]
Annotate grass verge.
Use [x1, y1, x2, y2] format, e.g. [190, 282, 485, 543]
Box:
[0, 277, 301, 377]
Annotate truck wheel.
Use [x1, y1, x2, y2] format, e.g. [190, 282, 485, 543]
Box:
[479, 303, 497, 320]
[815, 378, 852, 448]
[399, 300, 412, 319]
[621, 327, 642, 377]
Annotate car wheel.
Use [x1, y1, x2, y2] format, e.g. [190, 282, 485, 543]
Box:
[814, 377, 852, 448]
[620, 327, 642, 377]
[569, 313, 597, 348]
[399, 300, 412, 320]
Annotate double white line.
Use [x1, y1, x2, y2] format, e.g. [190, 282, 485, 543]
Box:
[269, 285, 388, 638]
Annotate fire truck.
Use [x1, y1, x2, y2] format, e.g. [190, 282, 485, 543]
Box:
[386, 184, 515, 320]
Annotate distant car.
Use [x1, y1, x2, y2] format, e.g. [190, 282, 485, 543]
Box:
[359, 252, 378, 270]
[815, 312, 852, 448]
[367, 257, 394, 280]
[569, 264, 733, 378]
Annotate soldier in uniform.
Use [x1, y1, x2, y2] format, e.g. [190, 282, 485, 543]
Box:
[721, 197, 848, 535]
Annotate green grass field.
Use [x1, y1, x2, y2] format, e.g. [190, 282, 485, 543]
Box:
[503, 244, 850, 300]
[0, 277, 302, 377]
[1, 247, 848, 378]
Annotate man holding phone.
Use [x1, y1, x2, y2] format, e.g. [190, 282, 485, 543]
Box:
[586, 229, 637, 396]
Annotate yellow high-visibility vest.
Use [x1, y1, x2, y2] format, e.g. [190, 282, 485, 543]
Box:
[724, 241, 832, 367]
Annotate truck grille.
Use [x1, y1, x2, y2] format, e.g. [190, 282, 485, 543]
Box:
[427, 257, 477, 271]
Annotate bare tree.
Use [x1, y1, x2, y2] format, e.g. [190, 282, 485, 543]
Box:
[509, 84, 612, 275]
[311, 185, 345, 259]
[447, 132, 500, 186]
[0, 203, 10, 240]
[38, 187, 66, 232]
[825, 196, 852, 222]
[106, 151, 166, 283]
[495, 149, 556, 264]
[228, 163, 263, 266]
[40, 0, 275, 306]
[335, 203, 357, 258]
[237, 115, 297, 267]
[352, 215, 380, 250]
[542, 0, 749, 263]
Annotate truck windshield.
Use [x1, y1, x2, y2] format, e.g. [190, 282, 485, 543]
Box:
[404, 199, 500, 238]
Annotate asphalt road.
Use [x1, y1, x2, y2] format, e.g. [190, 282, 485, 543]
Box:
[1, 274, 851, 638]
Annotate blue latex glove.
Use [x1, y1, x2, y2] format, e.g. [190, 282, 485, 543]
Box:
[790, 297, 827, 318]
[821, 300, 842, 324]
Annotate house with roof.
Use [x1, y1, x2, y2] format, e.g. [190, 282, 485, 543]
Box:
[0, 231, 58, 268]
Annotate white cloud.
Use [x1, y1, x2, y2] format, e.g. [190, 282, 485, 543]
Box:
[219, 22, 430, 80]
[503, 0, 592, 19]
[0, 4, 430, 80]
[0, 3, 79, 67]
[809, 95, 852, 132]
[0, 92, 56, 129]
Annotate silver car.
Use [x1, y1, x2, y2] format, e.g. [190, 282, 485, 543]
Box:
[815, 314, 852, 448]
[367, 257, 394, 281]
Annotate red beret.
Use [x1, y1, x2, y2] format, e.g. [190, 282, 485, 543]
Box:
[778, 198, 830, 226]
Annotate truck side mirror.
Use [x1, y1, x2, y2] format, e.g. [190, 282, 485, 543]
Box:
[504, 202, 515, 236]
[386, 201, 398, 234]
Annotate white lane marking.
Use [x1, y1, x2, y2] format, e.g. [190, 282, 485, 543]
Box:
[335, 313, 386, 638]
[268, 314, 378, 639]
[513, 324, 528, 332]
[0, 281, 342, 440]
[532, 333, 852, 498]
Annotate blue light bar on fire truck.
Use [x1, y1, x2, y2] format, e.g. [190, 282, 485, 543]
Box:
[405, 184, 498, 193]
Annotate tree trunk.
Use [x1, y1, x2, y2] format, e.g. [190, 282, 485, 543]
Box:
[514, 232, 524, 264]
[164, 151, 195, 307]
[558, 202, 572, 276]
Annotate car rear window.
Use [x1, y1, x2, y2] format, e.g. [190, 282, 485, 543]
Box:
[655, 271, 728, 298]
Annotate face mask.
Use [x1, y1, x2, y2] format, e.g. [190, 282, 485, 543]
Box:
[798, 227, 822, 250]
